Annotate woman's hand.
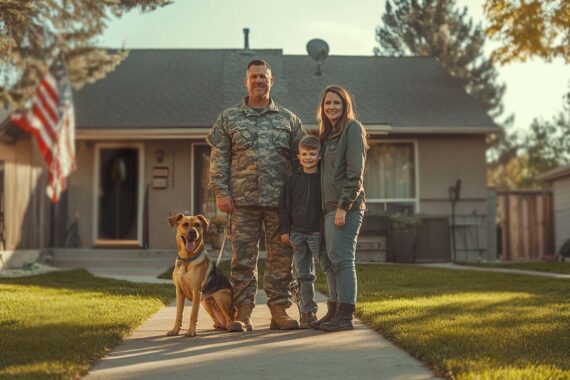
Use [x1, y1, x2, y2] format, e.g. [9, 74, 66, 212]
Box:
[335, 208, 347, 227]
[280, 234, 290, 244]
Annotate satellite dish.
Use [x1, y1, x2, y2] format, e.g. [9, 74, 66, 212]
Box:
[306, 39, 329, 76]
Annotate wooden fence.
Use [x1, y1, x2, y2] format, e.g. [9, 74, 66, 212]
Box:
[496, 190, 554, 261]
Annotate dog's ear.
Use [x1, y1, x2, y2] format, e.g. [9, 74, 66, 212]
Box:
[168, 213, 184, 227]
[196, 215, 210, 230]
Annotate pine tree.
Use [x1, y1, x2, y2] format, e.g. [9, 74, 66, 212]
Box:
[0, 0, 171, 109]
[374, 0, 506, 118]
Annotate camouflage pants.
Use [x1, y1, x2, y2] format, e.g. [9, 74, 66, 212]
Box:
[230, 206, 294, 308]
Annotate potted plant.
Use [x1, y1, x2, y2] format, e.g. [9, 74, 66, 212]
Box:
[206, 214, 228, 249]
[388, 212, 421, 263]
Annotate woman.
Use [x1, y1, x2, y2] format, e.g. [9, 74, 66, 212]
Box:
[311, 85, 367, 332]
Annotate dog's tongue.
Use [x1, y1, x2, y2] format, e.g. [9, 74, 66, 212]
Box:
[185, 239, 196, 252]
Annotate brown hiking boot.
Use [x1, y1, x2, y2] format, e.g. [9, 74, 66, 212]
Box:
[299, 311, 317, 329]
[269, 304, 300, 330]
[229, 304, 254, 332]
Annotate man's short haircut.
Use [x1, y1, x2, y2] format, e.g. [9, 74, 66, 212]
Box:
[247, 59, 272, 74]
[299, 135, 320, 151]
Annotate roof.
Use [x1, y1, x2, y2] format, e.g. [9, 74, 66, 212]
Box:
[537, 164, 570, 182]
[73, 49, 497, 132]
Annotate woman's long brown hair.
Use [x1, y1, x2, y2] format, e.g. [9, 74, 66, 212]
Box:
[317, 85, 368, 149]
[317, 85, 357, 145]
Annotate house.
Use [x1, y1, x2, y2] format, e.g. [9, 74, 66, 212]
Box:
[0, 40, 500, 268]
[538, 164, 570, 256]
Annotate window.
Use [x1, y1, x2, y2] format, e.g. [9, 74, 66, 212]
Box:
[364, 142, 417, 213]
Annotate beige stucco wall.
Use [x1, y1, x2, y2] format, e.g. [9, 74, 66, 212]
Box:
[365, 134, 490, 261]
[552, 176, 570, 253]
[416, 134, 488, 215]
[417, 134, 489, 261]
[67, 139, 196, 249]
[66, 133, 492, 261]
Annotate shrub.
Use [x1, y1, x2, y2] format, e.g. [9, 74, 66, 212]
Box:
[559, 239, 570, 258]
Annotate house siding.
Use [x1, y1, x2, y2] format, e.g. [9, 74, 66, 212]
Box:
[416, 134, 489, 261]
[68, 139, 196, 249]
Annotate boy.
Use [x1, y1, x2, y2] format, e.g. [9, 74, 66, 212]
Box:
[278, 135, 322, 328]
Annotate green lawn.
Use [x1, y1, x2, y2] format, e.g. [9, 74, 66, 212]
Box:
[0, 270, 173, 379]
[460, 261, 570, 275]
[315, 264, 570, 379]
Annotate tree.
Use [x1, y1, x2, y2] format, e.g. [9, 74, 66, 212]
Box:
[374, 0, 506, 118]
[0, 0, 172, 109]
[488, 88, 570, 188]
[485, 0, 570, 64]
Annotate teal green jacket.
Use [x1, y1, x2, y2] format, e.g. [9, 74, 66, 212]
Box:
[320, 120, 367, 214]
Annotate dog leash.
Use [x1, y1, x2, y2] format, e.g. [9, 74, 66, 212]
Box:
[215, 214, 230, 267]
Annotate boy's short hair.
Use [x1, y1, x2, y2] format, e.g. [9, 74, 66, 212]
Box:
[299, 135, 320, 151]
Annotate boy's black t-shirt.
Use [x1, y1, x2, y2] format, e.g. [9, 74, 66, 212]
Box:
[278, 170, 322, 234]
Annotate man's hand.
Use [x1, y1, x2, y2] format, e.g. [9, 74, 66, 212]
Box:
[216, 196, 235, 214]
[280, 234, 290, 244]
[335, 208, 347, 227]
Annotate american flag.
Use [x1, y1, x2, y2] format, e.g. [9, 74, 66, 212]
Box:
[11, 56, 76, 203]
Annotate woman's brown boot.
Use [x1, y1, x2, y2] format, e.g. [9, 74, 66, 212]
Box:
[309, 301, 337, 330]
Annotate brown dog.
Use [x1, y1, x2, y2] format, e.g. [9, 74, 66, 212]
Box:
[166, 212, 233, 337]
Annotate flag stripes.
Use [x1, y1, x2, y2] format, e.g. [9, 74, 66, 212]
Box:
[11, 56, 76, 203]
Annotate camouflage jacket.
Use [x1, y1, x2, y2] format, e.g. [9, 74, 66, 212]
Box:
[206, 97, 305, 208]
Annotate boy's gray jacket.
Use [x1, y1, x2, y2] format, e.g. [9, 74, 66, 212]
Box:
[321, 120, 367, 213]
[206, 98, 305, 208]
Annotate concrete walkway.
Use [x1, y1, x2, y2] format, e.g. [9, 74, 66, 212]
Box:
[85, 279, 437, 380]
[84, 260, 570, 379]
[415, 262, 570, 279]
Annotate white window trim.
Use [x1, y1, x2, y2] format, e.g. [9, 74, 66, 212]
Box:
[93, 142, 145, 247]
[190, 142, 204, 214]
[366, 139, 420, 213]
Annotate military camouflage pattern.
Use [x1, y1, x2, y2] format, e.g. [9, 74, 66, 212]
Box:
[230, 207, 295, 307]
[206, 98, 305, 208]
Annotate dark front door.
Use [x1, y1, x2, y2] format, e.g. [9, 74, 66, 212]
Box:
[97, 147, 139, 243]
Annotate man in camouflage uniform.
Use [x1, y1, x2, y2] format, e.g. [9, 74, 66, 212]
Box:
[206, 59, 305, 332]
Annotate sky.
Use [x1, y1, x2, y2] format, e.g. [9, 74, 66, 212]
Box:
[99, 0, 569, 132]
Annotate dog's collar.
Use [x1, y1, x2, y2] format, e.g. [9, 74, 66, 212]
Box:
[177, 246, 206, 266]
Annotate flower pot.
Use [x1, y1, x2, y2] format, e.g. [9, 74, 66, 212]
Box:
[388, 229, 417, 263]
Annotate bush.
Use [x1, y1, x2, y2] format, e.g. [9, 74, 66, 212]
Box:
[559, 239, 570, 258]
[390, 212, 421, 231]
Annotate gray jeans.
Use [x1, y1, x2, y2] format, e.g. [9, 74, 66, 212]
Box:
[289, 231, 320, 313]
[321, 210, 363, 305]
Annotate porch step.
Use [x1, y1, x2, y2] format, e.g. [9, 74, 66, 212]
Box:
[40, 248, 177, 271]
[356, 235, 387, 262]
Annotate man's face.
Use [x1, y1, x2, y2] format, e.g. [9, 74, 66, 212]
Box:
[297, 147, 320, 171]
[245, 64, 273, 101]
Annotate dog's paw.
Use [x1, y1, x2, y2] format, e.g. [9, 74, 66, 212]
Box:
[166, 329, 179, 336]
[184, 331, 197, 337]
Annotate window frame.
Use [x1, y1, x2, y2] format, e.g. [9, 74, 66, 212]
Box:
[365, 139, 420, 213]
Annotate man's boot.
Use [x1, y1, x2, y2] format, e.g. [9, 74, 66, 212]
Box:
[269, 304, 300, 330]
[320, 303, 355, 332]
[309, 301, 337, 330]
[299, 311, 317, 329]
[229, 304, 254, 332]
